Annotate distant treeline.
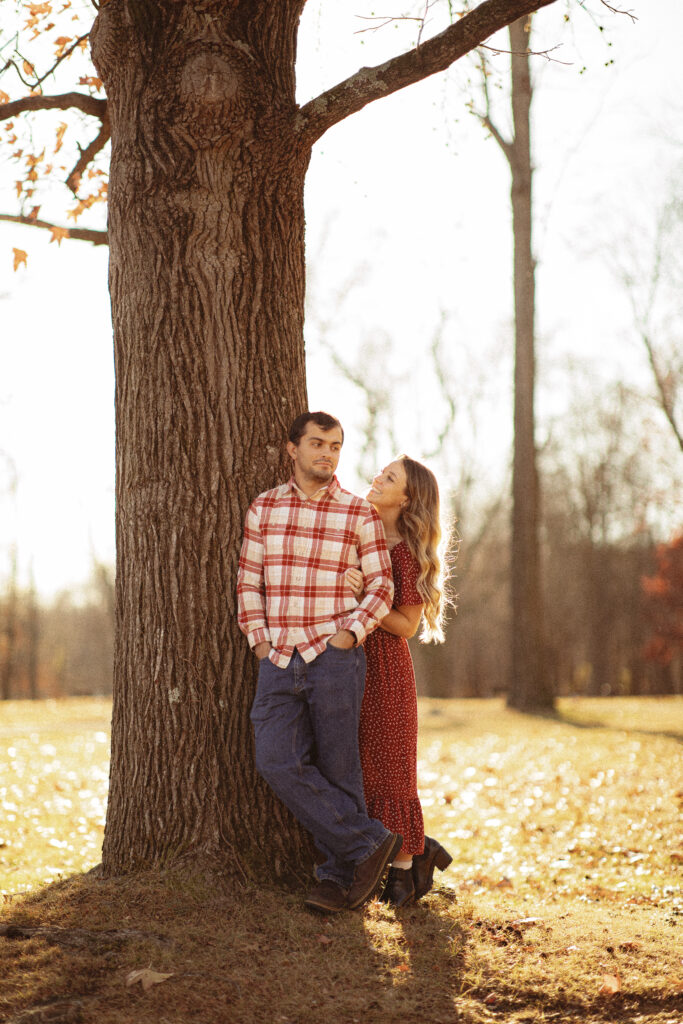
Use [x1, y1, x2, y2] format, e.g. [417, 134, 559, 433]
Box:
[412, 529, 682, 699]
[0, 560, 114, 700]
[0, 532, 680, 700]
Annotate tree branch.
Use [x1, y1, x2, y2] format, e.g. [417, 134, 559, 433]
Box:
[4, 33, 91, 90]
[296, 0, 557, 145]
[0, 212, 108, 246]
[472, 48, 513, 162]
[0, 92, 106, 121]
[641, 330, 683, 455]
[67, 114, 111, 195]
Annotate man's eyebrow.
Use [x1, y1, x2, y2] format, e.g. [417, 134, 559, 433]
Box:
[309, 434, 341, 444]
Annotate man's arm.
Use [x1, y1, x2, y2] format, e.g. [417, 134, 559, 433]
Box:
[338, 507, 394, 645]
[236, 503, 272, 656]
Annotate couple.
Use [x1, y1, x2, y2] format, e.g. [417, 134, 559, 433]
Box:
[237, 410, 451, 913]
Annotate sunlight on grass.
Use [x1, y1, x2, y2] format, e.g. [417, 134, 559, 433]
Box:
[0, 698, 110, 895]
[1, 695, 682, 1022]
[417, 698, 683, 912]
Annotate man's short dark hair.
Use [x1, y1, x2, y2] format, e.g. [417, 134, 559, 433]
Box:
[288, 411, 344, 446]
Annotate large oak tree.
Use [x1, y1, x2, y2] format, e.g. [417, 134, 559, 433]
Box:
[2, 0, 619, 880]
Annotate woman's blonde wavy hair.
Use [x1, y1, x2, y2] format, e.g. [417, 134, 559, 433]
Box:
[396, 455, 452, 644]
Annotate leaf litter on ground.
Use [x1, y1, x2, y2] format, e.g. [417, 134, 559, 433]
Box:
[1, 694, 682, 1024]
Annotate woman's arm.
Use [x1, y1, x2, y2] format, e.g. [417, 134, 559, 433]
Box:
[378, 604, 422, 639]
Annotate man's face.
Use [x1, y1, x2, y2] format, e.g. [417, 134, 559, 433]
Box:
[287, 421, 343, 487]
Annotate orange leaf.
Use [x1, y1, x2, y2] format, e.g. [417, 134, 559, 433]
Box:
[15, 181, 23, 197]
[27, 205, 41, 222]
[54, 35, 73, 57]
[0, 91, 9, 105]
[599, 973, 622, 996]
[55, 122, 68, 153]
[396, 963, 411, 973]
[23, 60, 36, 78]
[12, 249, 28, 272]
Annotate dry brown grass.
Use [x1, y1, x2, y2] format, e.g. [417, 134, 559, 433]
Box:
[1, 696, 682, 1024]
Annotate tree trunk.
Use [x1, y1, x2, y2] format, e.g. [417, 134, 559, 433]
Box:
[506, 17, 552, 711]
[92, 1, 313, 880]
[0, 546, 18, 701]
[27, 570, 39, 700]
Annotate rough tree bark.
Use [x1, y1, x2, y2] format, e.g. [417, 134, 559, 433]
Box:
[83, 0, 558, 879]
[91, 1, 312, 880]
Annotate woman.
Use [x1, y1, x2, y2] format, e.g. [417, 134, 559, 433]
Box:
[347, 455, 452, 907]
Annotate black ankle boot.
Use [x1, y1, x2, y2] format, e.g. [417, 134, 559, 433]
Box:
[412, 836, 453, 899]
[380, 866, 415, 907]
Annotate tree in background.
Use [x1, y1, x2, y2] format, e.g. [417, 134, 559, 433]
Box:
[470, 15, 550, 710]
[542, 374, 678, 696]
[1, 0, 627, 880]
[609, 168, 683, 453]
[642, 534, 683, 693]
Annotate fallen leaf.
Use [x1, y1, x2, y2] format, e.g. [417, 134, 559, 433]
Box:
[126, 968, 173, 992]
[316, 934, 333, 945]
[599, 973, 621, 996]
[618, 941, 641, 952]
[12, 248, 28, 272]
[495, 877, 513, 889]
[484, 993, 497, 1005]
[396, 963, 410, 973]
[510, 917, 545, 930]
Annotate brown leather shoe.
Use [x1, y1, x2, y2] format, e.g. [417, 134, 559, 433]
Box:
[412, 836, 453, 899]
[380, 866, 415, 907]
[346, 833, 403, 910]
[304, 879, 347, 914]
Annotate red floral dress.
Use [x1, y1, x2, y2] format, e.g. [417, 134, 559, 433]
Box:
[359, 541, 425, 856]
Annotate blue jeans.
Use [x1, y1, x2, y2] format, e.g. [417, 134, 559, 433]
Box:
[251, 645, 390, 888]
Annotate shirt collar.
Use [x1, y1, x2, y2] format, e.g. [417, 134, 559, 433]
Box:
[287, 475, 340, 502]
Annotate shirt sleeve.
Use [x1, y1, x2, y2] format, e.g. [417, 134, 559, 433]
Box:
[236, 501, 271, 648]
[340, 506, 394, 644]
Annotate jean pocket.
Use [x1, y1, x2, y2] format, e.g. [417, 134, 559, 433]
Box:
[326, 641, 354, 653]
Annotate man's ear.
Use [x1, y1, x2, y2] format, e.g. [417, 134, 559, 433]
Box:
[286, 440, 298, 462]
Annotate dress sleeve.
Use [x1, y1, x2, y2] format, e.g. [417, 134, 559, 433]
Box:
[393, 546, 422, 607]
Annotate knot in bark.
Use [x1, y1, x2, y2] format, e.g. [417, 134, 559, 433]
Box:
[180, 51, 239, 110]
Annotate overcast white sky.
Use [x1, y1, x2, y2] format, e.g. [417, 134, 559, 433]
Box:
[0, 0, 681, 596]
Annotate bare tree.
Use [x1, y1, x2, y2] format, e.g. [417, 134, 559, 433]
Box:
[611, 175, 683, 453]
[470, 15, 551, 710]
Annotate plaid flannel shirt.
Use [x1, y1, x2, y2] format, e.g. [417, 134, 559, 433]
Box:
[237, 476, 394, 668]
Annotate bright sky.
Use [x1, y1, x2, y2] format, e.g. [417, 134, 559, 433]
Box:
[0, 0, 681, 596]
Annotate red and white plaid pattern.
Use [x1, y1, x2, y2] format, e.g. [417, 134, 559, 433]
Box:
[237, 476, 394, 668]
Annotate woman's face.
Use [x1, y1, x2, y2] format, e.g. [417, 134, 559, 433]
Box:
[367, 460, 408, 512]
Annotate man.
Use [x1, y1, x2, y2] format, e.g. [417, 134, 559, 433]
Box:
[237, 411, 401, 912]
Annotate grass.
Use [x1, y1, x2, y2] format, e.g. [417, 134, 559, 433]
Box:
[1, 695, 682, 1023]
